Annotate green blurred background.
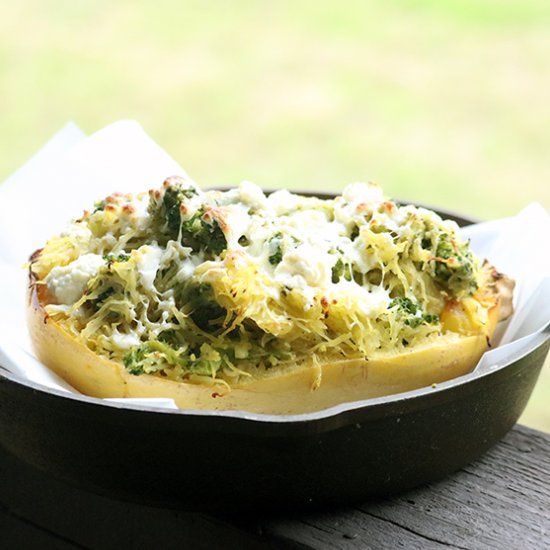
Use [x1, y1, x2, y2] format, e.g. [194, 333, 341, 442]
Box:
[1, 1, 548, 430]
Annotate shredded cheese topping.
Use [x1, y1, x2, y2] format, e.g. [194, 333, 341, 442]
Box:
[32, 176, 482, 384]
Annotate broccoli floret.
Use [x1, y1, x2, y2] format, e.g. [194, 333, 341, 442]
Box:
[123, 345, 149, 375]
[180, 208, 227, 256]
[269, 247, 283, 266]
[434, 234, 477, 295]
[123, 340, 186, 376]
[331, 258, 353, 284]
[187, 343, 224, 377]
[331, 259, 344, 283]
[267, 233, 302, 266]
[174, 282, 226, 332]
[162, 184, 198, 233]
[389, 297, 439, 328]
[150, 183, 226, 255]
[95, 286, 114, 306]
[390, 297, 418, 315]
[349, 224, 360, 241]
[103, 253, 130, 267]
[268, 232, 284, 265]
[93, 199, 106, 213]
[414, 314, 438, 328]
[123, 340, 226, 378]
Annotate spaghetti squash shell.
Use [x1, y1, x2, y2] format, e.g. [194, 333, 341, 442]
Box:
[27, 272, 504, 415]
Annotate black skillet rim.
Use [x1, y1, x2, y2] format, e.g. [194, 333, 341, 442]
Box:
[1, 192, 547, 435]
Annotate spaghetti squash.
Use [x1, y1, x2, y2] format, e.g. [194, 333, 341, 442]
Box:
[27, 177, 513, 414]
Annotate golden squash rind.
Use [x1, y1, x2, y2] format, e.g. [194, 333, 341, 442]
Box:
[27, 278, 500, 415]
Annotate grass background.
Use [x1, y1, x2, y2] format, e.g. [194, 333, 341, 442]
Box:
[1, 1, 549, 430]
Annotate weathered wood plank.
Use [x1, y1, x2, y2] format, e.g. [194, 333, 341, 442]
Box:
[257, 426, 550, 550]
[0, 425, 548, 549]
[0, 447, 274, 550]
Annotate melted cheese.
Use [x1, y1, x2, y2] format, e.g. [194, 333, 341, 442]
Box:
[274, 243, 335, 289]
[135, 244, 163, 293]
[34, 178, 482, 382]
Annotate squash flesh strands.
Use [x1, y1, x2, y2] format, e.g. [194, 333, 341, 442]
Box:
[28, 177, 513, 413]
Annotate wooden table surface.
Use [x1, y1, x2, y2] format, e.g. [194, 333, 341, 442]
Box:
[1, 424, 549, 550]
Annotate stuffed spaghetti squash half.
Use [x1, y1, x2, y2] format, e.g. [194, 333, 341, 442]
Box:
[27, 177, 513, 414]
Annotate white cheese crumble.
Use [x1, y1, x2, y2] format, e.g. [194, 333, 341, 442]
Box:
[45, 253, 105, 305]
[335, 282, 392, 318]
[275, 243, 335, 288]
[111, 331, 142, 350]
[61, 223, 93, 246]
[267, 189, 302, 215]
[223, 203, 253, 248]
[131, 194, 151, 229]
[135, 244, 163, 293]
[239, 181, 268, 210]
[342, 181, 386, 206]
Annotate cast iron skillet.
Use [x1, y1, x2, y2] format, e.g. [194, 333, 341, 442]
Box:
[0, 197, 548, 513]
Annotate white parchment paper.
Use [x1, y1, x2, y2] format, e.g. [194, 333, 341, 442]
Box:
[0, 121, 549, 409]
